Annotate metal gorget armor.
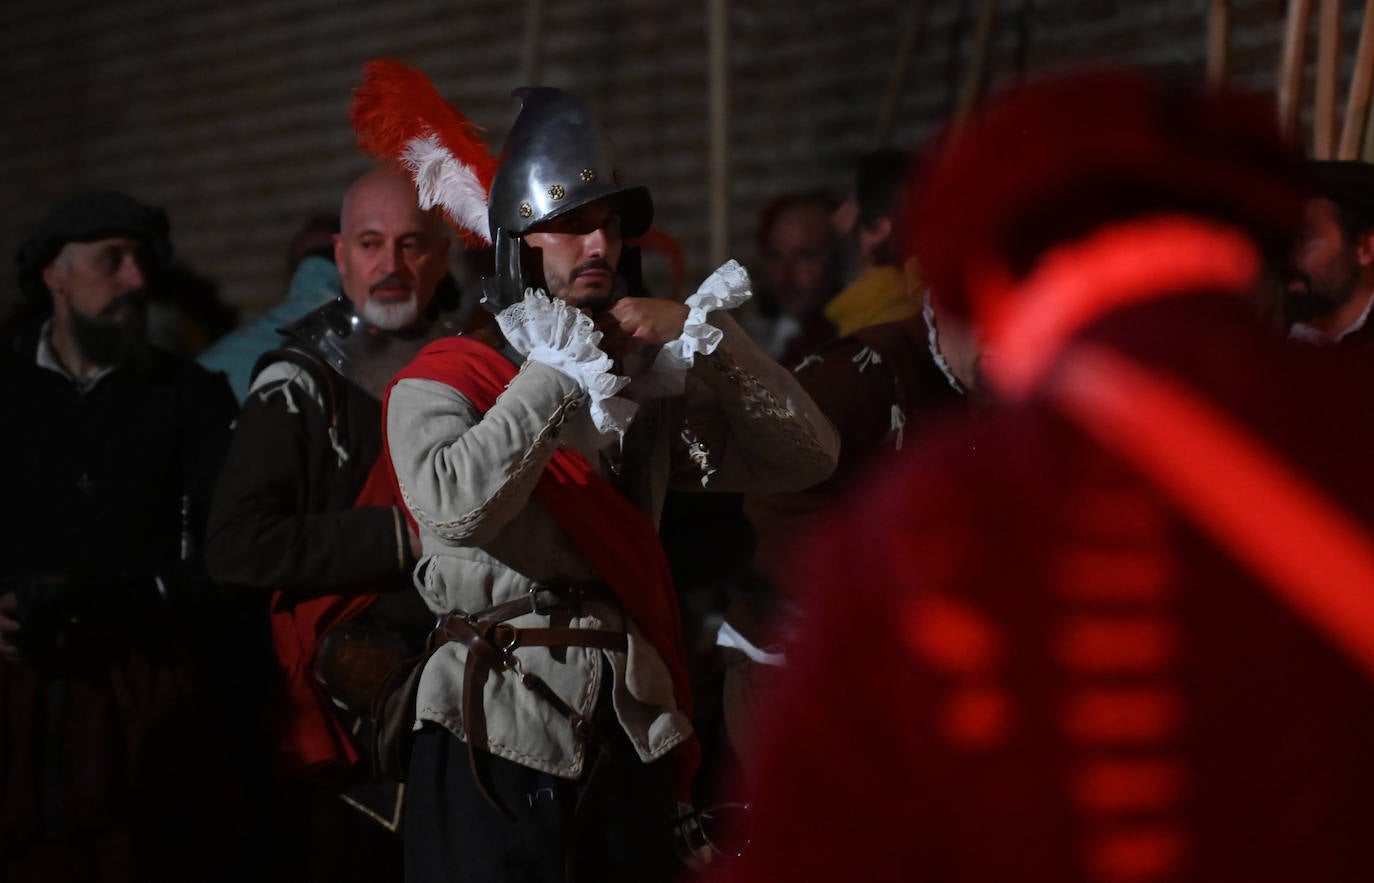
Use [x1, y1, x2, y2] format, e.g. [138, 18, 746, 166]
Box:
[280, 297, 465, 401]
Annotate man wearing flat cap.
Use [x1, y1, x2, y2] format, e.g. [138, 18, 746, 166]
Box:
[1287, 160, 1374, 345]
[0, 191, 259, 882]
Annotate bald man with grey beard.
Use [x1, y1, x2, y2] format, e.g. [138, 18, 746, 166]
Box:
[204, 166, 465, 883]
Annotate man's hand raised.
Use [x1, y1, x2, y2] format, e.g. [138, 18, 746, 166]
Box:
[596, 298, 689, 363]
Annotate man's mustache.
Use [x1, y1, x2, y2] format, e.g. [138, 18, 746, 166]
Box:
[570, 259, 615, 282]
[370, 274, 413, 295]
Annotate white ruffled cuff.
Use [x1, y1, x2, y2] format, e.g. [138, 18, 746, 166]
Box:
[653, 260, 752, 377]
[496, 289, 638, 434]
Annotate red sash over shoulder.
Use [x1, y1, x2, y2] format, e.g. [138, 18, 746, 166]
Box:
[382, 335, 699, 792]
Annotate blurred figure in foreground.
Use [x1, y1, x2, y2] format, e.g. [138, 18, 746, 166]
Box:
[713, 71, 1374, 883]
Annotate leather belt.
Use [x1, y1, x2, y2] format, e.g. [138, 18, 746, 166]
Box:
[432, 583, 626, 818]
[460, 581, 613, 626]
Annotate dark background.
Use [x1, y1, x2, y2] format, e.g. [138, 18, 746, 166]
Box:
[0, 0, 1349, 318]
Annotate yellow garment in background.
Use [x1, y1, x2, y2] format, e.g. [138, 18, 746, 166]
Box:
[823, 265, 916, 338]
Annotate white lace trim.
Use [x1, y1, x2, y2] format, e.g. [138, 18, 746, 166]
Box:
[922, 288, 966, 395]
[495, 288, 637, 434]
[652, 260, 752, 383]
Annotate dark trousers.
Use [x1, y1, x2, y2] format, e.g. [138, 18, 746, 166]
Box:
[403, 714, 675, 883]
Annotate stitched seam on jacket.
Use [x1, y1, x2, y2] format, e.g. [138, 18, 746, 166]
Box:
[418, 707, 582, 776]
[398, 385, 586, 537]
[417, 704, 688, 768]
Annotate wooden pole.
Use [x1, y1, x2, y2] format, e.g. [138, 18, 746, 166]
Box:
[518, 0, 545, 86]
[1012, 0, 1036, 84]
[1207, 0, 1230, 86]
[1363, 84, 1374, 159]
[874, 0, 930, 146]
[1314, 0, 1342, 159]
[953, 0, 998, 126]
[1278, 0, 1314, 142]
[708, 0, 731, 268]
[1341, 0, 1374, 158]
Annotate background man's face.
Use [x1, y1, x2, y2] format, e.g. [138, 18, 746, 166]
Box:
[761, 203, 837, 318]
[43, 235, 150, 364]
[335, 170, 450, 330]
[1287, 197, 1361, 322]
[523, 200, 623, 313]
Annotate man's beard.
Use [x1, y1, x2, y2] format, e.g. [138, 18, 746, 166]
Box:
[360, 290, 420, 330]
[1283, 261, 1360, 325]
[545, 258, 618, 315]
[70, 295, 147, 367]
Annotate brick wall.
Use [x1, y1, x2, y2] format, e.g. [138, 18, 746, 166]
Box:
[0, 0, 1361, 320]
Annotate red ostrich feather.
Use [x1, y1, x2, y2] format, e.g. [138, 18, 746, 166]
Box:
[351, 59, 498, 245]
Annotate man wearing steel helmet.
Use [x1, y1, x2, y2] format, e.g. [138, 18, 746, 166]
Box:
[711, 71, 1374, 883]
[383, 87, 839, 881]
[0, 191, 250, 882]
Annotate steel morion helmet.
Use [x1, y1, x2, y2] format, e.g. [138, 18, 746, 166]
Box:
[485, 87, 654, 307]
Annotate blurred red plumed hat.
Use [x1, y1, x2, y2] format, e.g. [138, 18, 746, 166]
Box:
[908, 68, 1305, 324]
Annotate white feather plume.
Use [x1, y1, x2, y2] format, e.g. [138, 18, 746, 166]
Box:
[401, 134, 492, 245]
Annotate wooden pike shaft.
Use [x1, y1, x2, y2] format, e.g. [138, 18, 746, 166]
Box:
[954, 0, 999, 126]
[1364, 78, 1374, 159]
[708, 0, 731, 268]
[1340, 0, 1374, 158]
[1314, 0, 1342, 159]
[874, 0, 929, 146]
[1278, 0, 1314, 142]
[1207, 0, 1230, 85]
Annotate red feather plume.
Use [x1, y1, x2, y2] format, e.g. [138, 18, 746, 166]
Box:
[351, 59, 498, 245]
